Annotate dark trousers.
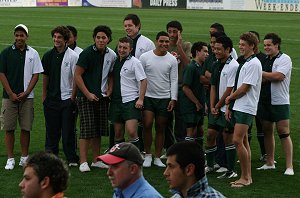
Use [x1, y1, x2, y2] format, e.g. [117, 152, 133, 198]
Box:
[43, 98, 79, 163]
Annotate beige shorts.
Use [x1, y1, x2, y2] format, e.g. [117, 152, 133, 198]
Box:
[0, 98, 34, 131]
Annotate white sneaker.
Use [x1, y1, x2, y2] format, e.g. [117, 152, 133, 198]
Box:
[79, 162, 91, 172]
[68, 162, 78, 167]
[213, 164, 220, 169]
[91, 161, 108, 169]
[160, 154, 167, 159]
[256, 164, 276, 170]
[143, 154, 152, 167]
[284, 168, 294, 176]
[19, 156, 28, 167]
[153, 158, 166, 167]
[5, 158, 15, 170]
[205, 166, 214, 174]
[216, 167, 228, 173]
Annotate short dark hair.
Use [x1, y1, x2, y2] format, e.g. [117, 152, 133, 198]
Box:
[67, 25, 78, 37]
[216, 36, 233, 53]
[93, 25, 112, 44]
[240, 32, 259, 51]
[249, 30, 260, 42]
[166, 141, 205, 180]
[191, 42, 207, 58]
[210, 23, 224, 33]
[124, 14, 141, 29]
[210, 31, 226, 39]
[119, 36, 133, 48]
[264, 33, 281, 50]
[166, 20, 183, 32]
[51, 26, 70, 41]
[25, 152, 69, 194]
[156, 31, 169, 40]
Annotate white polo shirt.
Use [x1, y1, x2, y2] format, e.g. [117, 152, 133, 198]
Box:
[135, 35, 155, 59]
[120, 56, 146, 103]
[233, 56, 262, 115]
[219, 57, 239, 113]
[271, 53, 292, 105]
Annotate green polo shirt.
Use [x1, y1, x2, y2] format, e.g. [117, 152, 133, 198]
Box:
[180, 60, 205, 114]
[260, 55, 276, 104]
[210, 60, 225, 103]
[0, 44, 26, 98]
[111, 56, 128, 103]
[76, 45, 105, 98]
[42, 47, 65, 101]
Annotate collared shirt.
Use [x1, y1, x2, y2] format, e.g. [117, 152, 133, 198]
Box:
[113, 176, 163, 198]
[170, 176, 225, 198]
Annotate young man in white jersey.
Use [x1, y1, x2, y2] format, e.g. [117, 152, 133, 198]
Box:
[225, 32, 262, 187]
[256, 33, 294, 176]
[139, 31, 178, 168]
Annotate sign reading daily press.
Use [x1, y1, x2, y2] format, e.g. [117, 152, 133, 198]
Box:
[136, 0, 186, 8]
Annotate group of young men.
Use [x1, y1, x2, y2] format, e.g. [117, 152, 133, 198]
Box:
[0, 12, 294, 194]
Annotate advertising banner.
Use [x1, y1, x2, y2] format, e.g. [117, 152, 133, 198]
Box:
[246, 0, 299, 12]
[187, 0, 245, 11]
[82, 0, 131, 7]
[36, 0, 68, 7]
[69, 0, 82, 6]
[0, 0, 35, 7]
[133, 0, 186, 8]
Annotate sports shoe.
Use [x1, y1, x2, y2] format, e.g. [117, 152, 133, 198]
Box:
[259, 154, 277, 164]
[284, 168, 294, 176]
[68, 162, 78, 167]
[143, 154, 152, 167]
[19, 156, 28, 167]
[217, 171, 238, 179]
[213, 163, 220, 169]
[160, 154, 167, 159]
[79, 162, 91, 172]
[153, 158, 166, 167]
[216, 167, 228, 173]
[91, 161, 108, 169]
[256, 164, 276, 170]
[5, 158, 15, 170]
[205, 166, 214, 174]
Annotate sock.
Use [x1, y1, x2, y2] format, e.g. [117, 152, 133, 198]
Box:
[185, 136, 195, 141]
[225, 144, 236, 171]
[257, 132, 266, 155]
[206, 146, 217, 168]
[109, 123, 115, 148]
[115, 138, 125, 144]
[195, 136, 203, 148]
[129, 137, 141, 151]
[137, 124, 144, 151]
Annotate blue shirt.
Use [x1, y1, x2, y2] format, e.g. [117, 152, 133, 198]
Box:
[113, 176, 163, 198]
[170, 176, 225, 198]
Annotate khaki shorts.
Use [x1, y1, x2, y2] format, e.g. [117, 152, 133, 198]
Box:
[0, 98, 34, 131]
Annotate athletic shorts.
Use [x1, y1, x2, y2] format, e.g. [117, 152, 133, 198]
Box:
[233, 111, 254, 127]
[183, 111, 204, 128]
[0, 98, 34, 131]
[77, 97, 109, 139]
[109, 99, 141, 123]
[257, 103, 290, 122]
[207, 111, 233, 133]
[143, 97, 171, 118]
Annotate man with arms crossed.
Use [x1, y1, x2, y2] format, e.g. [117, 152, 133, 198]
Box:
[109, 37, 147, 150]
[0, 24, 43, 170]
[256, 33, 294, 175]
[140, 31, 178, 168]
[97, 142, 163, 198]
[225, 32, 262, 187]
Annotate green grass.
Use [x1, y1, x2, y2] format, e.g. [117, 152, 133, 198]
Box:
[0, 7, 299, 197]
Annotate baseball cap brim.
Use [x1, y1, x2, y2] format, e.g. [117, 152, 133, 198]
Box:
[97, 154, 125, 165]
[14, 24, 28, 35]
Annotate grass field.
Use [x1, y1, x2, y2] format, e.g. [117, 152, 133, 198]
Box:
[0, 7, 299, 198]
